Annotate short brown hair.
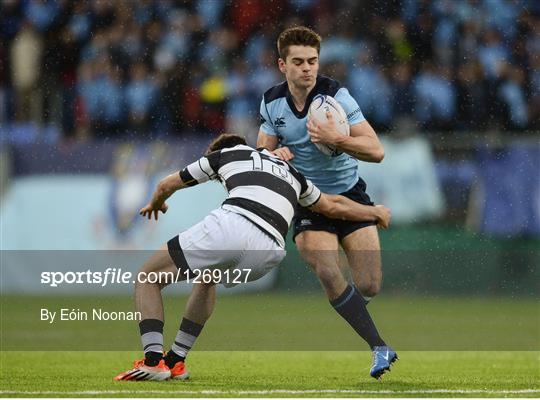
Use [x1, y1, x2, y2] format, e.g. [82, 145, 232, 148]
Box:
[206, 133, 247, 154]
[277, 26, 321, 59]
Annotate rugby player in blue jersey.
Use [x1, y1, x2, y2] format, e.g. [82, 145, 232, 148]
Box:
[257, 26, 397, 379]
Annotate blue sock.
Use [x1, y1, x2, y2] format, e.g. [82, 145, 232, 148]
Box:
[330, 284, 385, 349]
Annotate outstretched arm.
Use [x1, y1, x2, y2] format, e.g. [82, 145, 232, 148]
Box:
[309, 193, 391, 229]
[139, 172, 186, 220]
[140, 150, 220, 221]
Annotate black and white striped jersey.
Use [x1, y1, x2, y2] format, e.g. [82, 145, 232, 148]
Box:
[179, 144, 321, 247]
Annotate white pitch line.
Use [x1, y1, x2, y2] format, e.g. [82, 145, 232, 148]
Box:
[0, 389, 539, 395]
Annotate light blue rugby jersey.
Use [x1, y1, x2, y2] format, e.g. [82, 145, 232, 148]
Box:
[259, 75, 366, 194]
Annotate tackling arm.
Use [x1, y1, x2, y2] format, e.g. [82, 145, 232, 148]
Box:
[139, 172, 186, 220]
[309, 194, 391, 229]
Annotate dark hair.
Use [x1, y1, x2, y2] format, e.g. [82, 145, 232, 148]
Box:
[206, 133, 247, 154]
[277, 26, 321, 60]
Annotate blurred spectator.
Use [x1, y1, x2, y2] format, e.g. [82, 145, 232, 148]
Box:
[530, 56, 540, 130]
[477, 29, 509, 81]
[200, 73, 227, 133]
[457, 19, 482, 64]
[248, 49, 282, 98]
[225, 59, 257, 143]
[155, 10, 190, 69]
[196, 0, 226, 30]
[198, 27, 238, 73]
[90, 0, 115, 32]
[318, 20, 358, 65]
[226, 0, 283, 41]
[431, 1, 458, 66]
[10, 21, 43, 122]
[118, 24, 144, 65]
[125, 62, 158, 134]
[390, 63, 414, 128]
[68, 2, 92, 43]
[24, 0, 59, 33]
[413, 63, 456, 131]
[498, 64, 529, 130]
[456, 62, 488, 131]
[101, 65, 125, 134]
[243, 25, 277, 65]
[483, 0, 520, 40]
[77, 61, 98, 131]
[80, 29, 108, 62]
[407, 9, 434, 65]
[0, 42, 7, 125]
[57, 27, 81, 137]
[163, 62, 202, 134]
[349, 46, 393, 131]
[378, 18, 414, 68]
[77, 58, 124, 136]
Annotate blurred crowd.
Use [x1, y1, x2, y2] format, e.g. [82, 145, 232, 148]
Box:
[1, 0, 539, 141]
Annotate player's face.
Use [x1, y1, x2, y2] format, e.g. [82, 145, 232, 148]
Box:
[279, 45, 319, 89]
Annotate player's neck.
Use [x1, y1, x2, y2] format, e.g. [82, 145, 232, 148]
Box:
[287, 81, 316, 112]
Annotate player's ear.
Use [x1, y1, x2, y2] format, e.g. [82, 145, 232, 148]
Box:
[278, 58, 286, 73]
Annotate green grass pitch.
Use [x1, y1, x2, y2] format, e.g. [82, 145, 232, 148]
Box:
[1, 294, 539, 397]
[1, 351, 539, 397]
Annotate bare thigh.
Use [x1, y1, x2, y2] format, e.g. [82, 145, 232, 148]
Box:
[295, 230, 347, 299]
[340, 225, 382, 297]
[138, 244, 182, 289]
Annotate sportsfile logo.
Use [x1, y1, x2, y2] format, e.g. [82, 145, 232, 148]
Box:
[40, 268, 252, 287]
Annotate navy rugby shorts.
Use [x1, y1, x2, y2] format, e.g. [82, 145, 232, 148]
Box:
[293, 178, 377, 241]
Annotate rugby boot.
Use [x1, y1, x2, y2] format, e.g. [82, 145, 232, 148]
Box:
[169, 360, 190, 381]
[114, 358, 171, 381]
[370, 346, 398, 379]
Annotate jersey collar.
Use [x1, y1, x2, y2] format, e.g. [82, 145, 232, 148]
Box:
[286, 75, 322, 119]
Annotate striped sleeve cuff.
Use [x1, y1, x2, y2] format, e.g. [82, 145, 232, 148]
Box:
[180, 157, 217, 185]
[298, 181, 321, 208]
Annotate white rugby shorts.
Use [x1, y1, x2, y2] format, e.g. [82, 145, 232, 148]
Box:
[167, 208, 286, 287]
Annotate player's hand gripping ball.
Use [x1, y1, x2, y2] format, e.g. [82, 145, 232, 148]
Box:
[307, 94, 350, 156]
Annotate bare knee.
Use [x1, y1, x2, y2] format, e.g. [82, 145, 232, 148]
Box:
[313, 262, 343, 287]
[302, 256, 346, 296]
[354, 279, 381, 298]
[300, 251, 339, 282]
[351, 261, 383, 298]
[351, 263, 382, 297]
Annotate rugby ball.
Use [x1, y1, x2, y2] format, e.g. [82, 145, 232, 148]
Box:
[308, 94, 350, 156]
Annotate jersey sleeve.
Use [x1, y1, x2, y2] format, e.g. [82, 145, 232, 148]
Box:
[335, 87, 366, 125]
[259, 97, 277, 136]
[179, 151, 220, 186]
